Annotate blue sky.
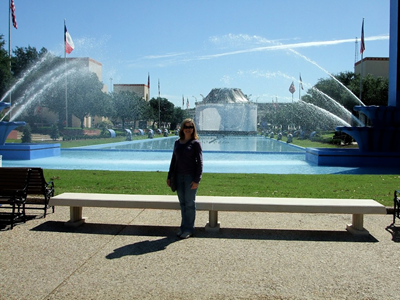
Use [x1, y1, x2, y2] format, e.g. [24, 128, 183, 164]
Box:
[1, 0, 390, 107]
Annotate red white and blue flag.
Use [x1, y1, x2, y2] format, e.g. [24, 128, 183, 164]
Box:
[360, 19, 365, 54]
[11, 0, 17, 29]
[64, 24, 74, 54]
[299, 74, 304, 90]
[289, 82, 296, 94]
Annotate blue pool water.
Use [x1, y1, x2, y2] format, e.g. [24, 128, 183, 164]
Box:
[2, 136, 399, 174]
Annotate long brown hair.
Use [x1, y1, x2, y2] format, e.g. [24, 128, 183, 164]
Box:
[178, 118, 199, 140]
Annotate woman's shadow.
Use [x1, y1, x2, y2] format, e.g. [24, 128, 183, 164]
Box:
[106, 236, 179, 259]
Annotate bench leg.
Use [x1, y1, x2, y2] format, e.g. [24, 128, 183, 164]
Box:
[205, 210, 220, 232]
[346, 214, 369, 236]
[65, 206, 86, 227]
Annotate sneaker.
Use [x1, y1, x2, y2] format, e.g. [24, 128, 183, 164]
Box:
[180, 231, 192, 239]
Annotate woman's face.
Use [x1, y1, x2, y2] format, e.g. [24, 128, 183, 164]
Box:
[183, 122, 194, 135]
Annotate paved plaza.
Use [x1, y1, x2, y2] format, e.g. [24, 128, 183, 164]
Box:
[1, 206, 400, 299]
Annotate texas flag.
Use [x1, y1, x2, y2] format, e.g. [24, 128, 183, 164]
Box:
[64, 24, 74, 54]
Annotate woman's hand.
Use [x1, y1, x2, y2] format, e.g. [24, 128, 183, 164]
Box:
[166, 179, 171, 187]
[190, 182, 199, 189]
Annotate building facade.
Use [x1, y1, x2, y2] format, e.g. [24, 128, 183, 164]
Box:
[113, 84, 150, 101]
[354, 57, 389, 78]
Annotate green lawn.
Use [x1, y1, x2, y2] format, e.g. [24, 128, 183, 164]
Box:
[44, 170, 398, 207]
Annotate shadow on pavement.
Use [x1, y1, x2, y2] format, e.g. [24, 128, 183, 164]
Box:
[31, 221, 379, 243]
[106, 236, 180, 258]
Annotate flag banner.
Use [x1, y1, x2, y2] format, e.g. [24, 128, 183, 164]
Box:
[299, 74, 304, 90]
[182, 95, 184, 106]
[147, 73, 150, 89]
[65, 25, 74, 54]
[186, 98, 189, 109]
[360, 19, 365, 54]
[11, 0, 17, 29]
[289, 82, 296, 94]
[158, 79, 160, 96]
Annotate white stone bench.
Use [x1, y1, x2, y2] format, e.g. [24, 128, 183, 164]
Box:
[49, 193, 387, 236]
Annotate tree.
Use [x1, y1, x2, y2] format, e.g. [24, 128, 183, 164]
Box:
[348, 74, 388, 107]
[42, 68, 107, 128]
[131, 95, 150, 129]
[0, 35, 13, 99]
[67, 71, 107, 128]
[301, 71, 389, 127]
[10, 46, 54, 102]
[304, 72, 358, 114]
[21, 123, 32, 143]
[304, 71, 389, 110]
[11, 45, 47, 78]
[110, 90, 145, 129]
[148, 97, 174, 128]
[6, 48, 62, 126]
[170, 107, 189, 130]
[50, 123, 60, 141]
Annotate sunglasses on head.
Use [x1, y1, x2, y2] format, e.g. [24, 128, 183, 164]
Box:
[183, 125, 194, 129]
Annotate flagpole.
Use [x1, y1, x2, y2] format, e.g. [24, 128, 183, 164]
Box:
[158, 79, 160, 128]
[359, 18, 365, 102]
[360, 54, 363, 101]
[8, 0, 12, 120]
[64, 19, 68, 127]
[298, 81, 301, 101]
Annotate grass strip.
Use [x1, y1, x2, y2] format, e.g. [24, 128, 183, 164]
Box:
[44, 170, 399, 207]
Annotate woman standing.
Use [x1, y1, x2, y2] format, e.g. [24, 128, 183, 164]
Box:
[167, 118, 203, 239]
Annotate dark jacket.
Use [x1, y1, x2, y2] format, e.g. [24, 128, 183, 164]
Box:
[168, 139, 203, 183]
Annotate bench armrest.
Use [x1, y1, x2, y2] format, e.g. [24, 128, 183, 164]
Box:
[45, 181, 55, 197]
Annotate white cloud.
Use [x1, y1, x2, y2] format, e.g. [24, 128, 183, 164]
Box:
[220, 75, 232, 85]
[199, 35, 389, 60]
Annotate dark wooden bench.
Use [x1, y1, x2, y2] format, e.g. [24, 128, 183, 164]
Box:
[388, 190, 400, 227]
[24, 168, 55, 218]
[0, 168, 32, 229]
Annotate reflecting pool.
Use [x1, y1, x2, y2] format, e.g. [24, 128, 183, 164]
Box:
[2, 136, 399, 174]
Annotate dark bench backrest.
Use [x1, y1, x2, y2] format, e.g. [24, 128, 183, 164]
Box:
[26, 168, 47, 195]
[0, 167, 31, 193]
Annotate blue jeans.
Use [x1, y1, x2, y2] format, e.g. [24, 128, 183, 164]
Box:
[176, 174, 197, 233]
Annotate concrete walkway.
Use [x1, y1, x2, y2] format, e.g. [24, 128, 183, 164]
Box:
[1, 206, 400, 299]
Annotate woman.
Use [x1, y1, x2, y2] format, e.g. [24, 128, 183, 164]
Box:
[167, 118, 203, 239]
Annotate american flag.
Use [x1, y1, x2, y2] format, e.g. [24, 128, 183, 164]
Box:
[11, 0, 17, 29]
[289, 82, 296, 94]
[299, 74, 304, 90]
[360, 19, 365, 54]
